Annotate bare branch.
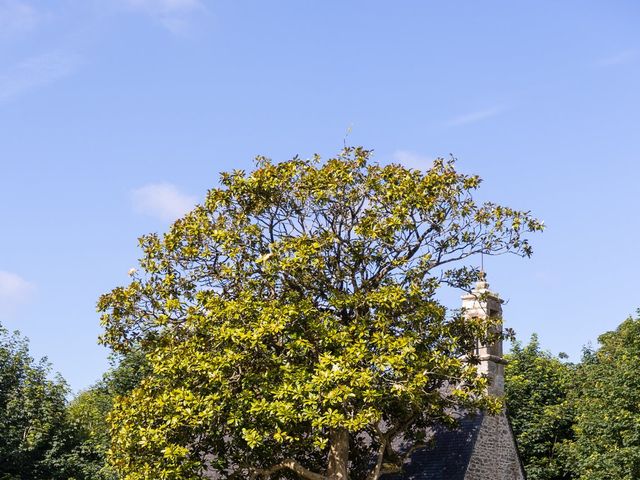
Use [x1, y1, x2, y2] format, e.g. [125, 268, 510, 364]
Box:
[252, 458, 326, 480]
[366, 438, 388, 480]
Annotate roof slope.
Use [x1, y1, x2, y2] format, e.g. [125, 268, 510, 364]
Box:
[381, 414, 484, 480]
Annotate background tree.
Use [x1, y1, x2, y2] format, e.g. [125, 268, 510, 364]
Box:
[99, 147, 543, 479]
[0, 323, 80, 479]
[567, 312, 640, 480]
[66, 349, 150, 480]
[66, 388, 114, 479]
[505, 335, 575, 480]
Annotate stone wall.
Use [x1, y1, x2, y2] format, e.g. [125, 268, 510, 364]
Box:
[464, 413, 525, 480]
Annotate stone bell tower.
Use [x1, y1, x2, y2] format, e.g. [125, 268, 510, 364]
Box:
[461, 274, 506, 396]
[380, 274, 526, 480]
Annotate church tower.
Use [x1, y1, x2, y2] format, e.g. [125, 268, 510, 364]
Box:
[460, 274, 506, 396]
[381, 274, 526, 480]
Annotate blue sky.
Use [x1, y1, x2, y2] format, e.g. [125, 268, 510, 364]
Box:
[1, 0, 639, 392]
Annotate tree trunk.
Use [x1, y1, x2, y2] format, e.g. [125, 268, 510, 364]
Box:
[327, 428, 350, 480]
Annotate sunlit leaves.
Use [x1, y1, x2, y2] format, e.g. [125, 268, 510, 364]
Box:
[99, 147, 541, 479]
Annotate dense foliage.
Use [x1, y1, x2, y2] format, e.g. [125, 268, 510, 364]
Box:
[506, 313, 640, 480]
[0, 324, 78, 479]
[65, 350, 150, 480]
[567, 312, 640, 480]
[505, 336, 575, 480]
[0, 323, 149, 480]
[98, 147, 542, 479]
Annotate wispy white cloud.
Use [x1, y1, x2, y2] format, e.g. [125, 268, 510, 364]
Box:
[0, 271, 34, 313]
[0, 0, 39, 39]
[445, 105, 506, 127]
[0, 51, 80, 104]
[132, 183, 197, 222]
[392, 150, 436, 169]
[121, 0, 205, 34]
[125, 0, 202, 10]
[595, 49, 637, 67]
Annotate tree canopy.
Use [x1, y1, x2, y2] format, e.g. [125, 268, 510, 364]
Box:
[567, 312, 640, 480]
[65, 349, 151, 480]
[0, 324, 78, 479]
[0, 321, 150, 480]
[98, 147, 543, 479]
[505, 335, 575, 480]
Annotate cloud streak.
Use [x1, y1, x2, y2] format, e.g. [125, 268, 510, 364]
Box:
[125, 0, 202, 10]
[445, 105, 506, 127]
[0, 51, 79, 104]
[0, 271, 34, 313]
[122, 0, 205, 34]
[132, 183, 197, 222]
[392, 150, 435, 169]
[595, 49, 637, 67]
[0, 0, 39, 39]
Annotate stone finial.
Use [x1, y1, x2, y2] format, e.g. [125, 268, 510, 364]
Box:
[461, 277, 506, 396]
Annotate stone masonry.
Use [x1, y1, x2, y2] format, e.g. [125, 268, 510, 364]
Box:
[464, 413, 525, 480]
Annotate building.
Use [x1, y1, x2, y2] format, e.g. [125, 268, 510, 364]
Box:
[381, 277, 526, 480]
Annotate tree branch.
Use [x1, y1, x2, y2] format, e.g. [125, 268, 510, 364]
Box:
[252, 458, 326, 480]
[366, 437, 388, 480]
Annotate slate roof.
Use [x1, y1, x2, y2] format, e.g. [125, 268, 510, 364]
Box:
[380, 413, 484, 480]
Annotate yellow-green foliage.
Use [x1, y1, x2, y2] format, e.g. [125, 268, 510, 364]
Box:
[98, 147, 542, 479]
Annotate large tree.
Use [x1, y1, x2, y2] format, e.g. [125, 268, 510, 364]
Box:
[99, 147, 543, 479]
